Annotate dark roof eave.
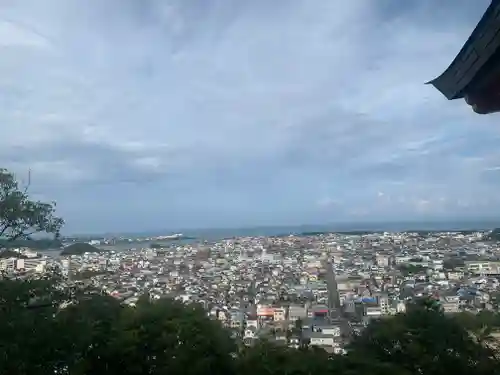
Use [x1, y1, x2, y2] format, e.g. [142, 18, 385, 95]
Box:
[428, 0, 500, 100]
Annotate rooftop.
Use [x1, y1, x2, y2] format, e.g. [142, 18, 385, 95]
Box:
[429, 0, 500, 113]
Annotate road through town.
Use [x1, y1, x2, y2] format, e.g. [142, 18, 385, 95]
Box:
[323, 260, 352, 340]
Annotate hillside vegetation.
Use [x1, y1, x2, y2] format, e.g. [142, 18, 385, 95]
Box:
[60, 243, 101, 256]
[0, 279, 498, 375]
[0, 250, 29, 258]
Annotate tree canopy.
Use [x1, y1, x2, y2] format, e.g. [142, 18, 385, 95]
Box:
[1, 278, 499, 375]
[60, 243, 100, 256]
[0, 168, 63, 242]
[397, 263, 427, 276]
[348, 298, 498, 375]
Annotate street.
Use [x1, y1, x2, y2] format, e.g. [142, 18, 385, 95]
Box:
[323, 260, 353, 340]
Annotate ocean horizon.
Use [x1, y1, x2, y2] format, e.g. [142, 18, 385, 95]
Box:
[68, 219, 500, 240]
[36, 220, 498, 255]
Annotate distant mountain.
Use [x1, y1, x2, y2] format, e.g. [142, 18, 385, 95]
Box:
[61, 243, 100, 256]
[0, 250, 28, 259]
[0, 239, 62, 250]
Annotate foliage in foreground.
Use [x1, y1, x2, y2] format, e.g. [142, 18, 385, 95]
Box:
[0, 280, 499, 375]
[0, 168, 63, 242]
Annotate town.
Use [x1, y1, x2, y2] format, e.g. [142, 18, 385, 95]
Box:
[2, 229, 500, 353]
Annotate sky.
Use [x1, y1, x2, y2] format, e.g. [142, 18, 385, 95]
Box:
[0, 0, 499, 234]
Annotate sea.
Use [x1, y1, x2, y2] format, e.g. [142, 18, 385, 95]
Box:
[123, 220, 500, 240]
[40, 220, 500, 256]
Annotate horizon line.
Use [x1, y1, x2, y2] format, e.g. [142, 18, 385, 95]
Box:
[63, 218, 500, 238]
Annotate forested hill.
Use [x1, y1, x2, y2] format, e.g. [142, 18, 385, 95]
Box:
[60, 242, 101, 255]
[0, 239, 62, 250]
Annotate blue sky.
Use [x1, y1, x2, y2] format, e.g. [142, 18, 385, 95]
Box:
[1, 0, 499, 234]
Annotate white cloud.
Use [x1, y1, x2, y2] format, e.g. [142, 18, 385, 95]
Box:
[0, 20, 51, 48]
[0, 0, 497, 232]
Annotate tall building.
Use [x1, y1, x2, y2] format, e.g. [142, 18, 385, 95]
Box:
[16, 258, 46, 273]
[61, 257, 82, 279]
[0, 257, 16, 273]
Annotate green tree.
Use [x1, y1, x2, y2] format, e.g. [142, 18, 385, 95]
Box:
[3, 279, 500, 375]
[0, 279, 72, 374]
[237, 339, 331, 375]
[54, 294, 124, 374]
[82, 298, 237, 375]
[348, 298, 499, 375]
[238, 339, 411, 375]
[406, 296, 441, 313]
[397, 264, 426, 276]
[0, 168, 63, 241]
[0, 279, 240, 375]
[331, 354, 411, 375]
[454, 310, 500, 348]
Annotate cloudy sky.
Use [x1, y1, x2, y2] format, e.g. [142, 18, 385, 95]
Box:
[0, 0, 498, 234]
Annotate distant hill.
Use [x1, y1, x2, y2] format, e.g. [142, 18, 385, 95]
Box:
[0, 239, 62, 250]
[61, 243, 101, 256]
[0, 250, 28, 259]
